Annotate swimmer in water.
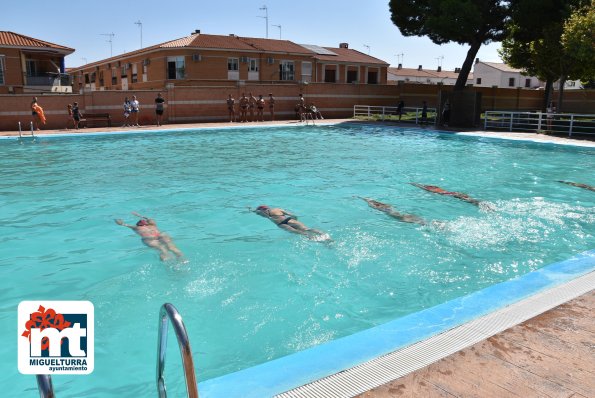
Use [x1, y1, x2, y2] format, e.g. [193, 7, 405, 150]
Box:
[359, 197, 427, 225]
[250, 205, 330, 241]
[410, 182, 482, 206]
[557, 180, 595, 192]
[115, 212, 184, 261]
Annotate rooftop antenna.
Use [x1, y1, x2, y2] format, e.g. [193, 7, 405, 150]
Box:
[363, 44, 370, 55]
[395, 52, 404, 65]
[272, 24, 282, 39]
[81, 57, 88, 65]
[134, 20, 143, 49]
[100, 32, 115, 57]
[436, 55, 444, 68]
[258, 5, 269, 38]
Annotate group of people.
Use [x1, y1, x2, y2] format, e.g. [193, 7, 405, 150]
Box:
[227, 92, 275, 123]
[295, 93, 324, 123]
[114, 183, 494, 261]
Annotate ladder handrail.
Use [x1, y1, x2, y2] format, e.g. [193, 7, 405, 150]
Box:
[36, 374, 55, 398]
[157, 303, 199, 398]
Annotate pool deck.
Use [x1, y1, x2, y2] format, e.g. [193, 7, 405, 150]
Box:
[357, 290, 595, 398]
[1, 120, 594, 148]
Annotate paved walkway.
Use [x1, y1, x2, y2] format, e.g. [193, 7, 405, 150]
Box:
[357, 291, 595, 398]
[1, 120, 593, 148]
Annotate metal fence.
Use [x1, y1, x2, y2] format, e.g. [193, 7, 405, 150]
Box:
[353, 105, 437, 124]
[484, 111, 595, 137]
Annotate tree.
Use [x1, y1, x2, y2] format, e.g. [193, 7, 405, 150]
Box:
[389, 0, 510, 90]
[561, 3, 595, 84]
[499, 0, 591, 111]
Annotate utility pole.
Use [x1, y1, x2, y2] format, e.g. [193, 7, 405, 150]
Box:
[258, 5, 268, 38]
[363, 44, 370, 55]
[272, 24, 282, 39]
[134, 20, 143, 49]
[100, 33, 115, 57]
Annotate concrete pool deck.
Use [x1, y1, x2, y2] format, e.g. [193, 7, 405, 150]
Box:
[1, 119, 594, 148]
[357, 290, 594, 398]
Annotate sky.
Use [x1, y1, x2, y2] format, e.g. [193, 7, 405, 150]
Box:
[3, 0, 503, 71]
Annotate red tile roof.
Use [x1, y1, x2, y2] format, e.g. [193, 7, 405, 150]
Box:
[315, 47, 388, 65]
[238, 37, 315, 54]
[0, 31, 74, 53]
[388, 67, 472, 79]
[184, 34, 255, 50]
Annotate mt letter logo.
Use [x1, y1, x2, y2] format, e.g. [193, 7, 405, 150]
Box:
[18, 301, 94, 374]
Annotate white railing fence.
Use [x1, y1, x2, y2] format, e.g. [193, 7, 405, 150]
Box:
[353, 105, 437, 124]
[484, 111, 595, 137]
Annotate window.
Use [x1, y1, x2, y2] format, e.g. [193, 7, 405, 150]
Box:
[301, 61, 312, 82]
[167, 56, 185, 79]
[367, 70, 378, 84]
[476, 78, 482, 84]
[121, 65, 128, 78]
[0, 55, 5, 85]
[90, 72, 96, 83]
[131, 63, 138, 83]
[228, 58, 239, 71]
[279, 60, 294, 81]
[99, 70, 104, 86]
[84, 74, 89, 84]
[26, 60, 37, 76]
[324, 67, 336, 83]
[508, 77, 515, 87]
[111, 68, 117, 85]
[347, 69, 358, 83]
[525, 78, 531, 88]
[249, 58, 258, 72]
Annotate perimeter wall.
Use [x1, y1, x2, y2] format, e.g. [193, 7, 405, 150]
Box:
[0, 83, 593, 131]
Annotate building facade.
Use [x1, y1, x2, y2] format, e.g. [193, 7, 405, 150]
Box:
[69, 32, 388, 92]
[472, 60, 542, 89]
[0, 31, 74, 94]
[387, 64, 473, 86]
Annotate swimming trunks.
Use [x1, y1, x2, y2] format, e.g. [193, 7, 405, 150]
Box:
[277, 216, 295, 225]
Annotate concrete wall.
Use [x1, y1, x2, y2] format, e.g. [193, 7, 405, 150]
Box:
[1, 83, 593, 131]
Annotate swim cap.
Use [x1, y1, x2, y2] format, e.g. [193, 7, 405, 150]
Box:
[256, 205, 269, 211]
[136, 219, 148, 226]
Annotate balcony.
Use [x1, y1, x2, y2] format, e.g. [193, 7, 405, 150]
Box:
[24, 74, 73, 93]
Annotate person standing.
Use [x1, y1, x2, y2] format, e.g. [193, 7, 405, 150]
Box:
[239, 93, 249, 122]
[248, 92, 257, 122]
[546, 101, 556, 131]
[31, 97, 45, 130]
[66, 104, 75, 129]
[256, 95, 265, 121]
[227, 94, 236, 122]
[123, 97, 132, 127]
[420, 101, 428, 125]
[130, 95, 140, 126]
[72, 102, 83, 129]
[441, 101, 450, 126]
[268, 93, 275, 121]
[155, 93, 165, 126]
[397, 100, 405, 121]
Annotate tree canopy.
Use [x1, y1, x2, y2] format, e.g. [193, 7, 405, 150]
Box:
[389, 0, 510, 90]
[499, 0, 592, 110]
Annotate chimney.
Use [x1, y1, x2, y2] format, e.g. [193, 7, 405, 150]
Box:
[475, 58, 479, 64]
[418, 65, 422, 71]
[437, 66, 442, 72]
[339, 43, 349, 49]
[398, 63, 402, 69]
[455, 67, 461, 73]
[193, 29, 201, 34]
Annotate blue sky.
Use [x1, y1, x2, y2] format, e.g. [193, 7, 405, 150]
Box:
[4, 0, 502, 70]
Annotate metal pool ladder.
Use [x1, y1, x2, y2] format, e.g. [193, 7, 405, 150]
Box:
[157, 303, 199, 398]
[18, 121, 36, 142]
[35, 303, 199, 397]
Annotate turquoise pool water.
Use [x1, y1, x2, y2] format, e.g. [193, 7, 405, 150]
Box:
[1, 124, 593, 397]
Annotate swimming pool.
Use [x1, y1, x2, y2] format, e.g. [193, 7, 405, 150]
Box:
[1, 123, 593, 397]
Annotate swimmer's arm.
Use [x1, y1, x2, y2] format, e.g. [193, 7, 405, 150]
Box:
[115, 219, 135, 229]
[131, 212, 156, 224]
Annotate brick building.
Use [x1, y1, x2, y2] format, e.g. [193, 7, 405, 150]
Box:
[69, 31, 388, 91]
[0, 31, 74, 94]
